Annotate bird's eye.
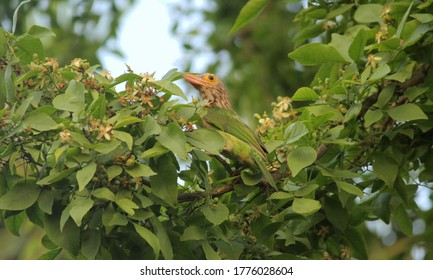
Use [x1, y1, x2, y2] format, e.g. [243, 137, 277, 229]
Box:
[208, 74, 214, 81]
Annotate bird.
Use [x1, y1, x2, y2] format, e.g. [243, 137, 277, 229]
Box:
[183, 72, 276, 189]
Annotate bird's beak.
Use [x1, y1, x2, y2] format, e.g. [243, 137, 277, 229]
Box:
[183, 73, 205, 88]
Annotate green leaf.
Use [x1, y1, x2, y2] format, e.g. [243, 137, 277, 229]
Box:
[38, 248, 62, 260]
[89, 94, 107, 119]
[76, 162, 97, 192]
[94, 139, 121, 154]
[36, 168, 77, 185]
[113, 130, 133, 150]
[135, 194, 153, 208]
[288, 43, 347, 66]
[141, 142, 169, 158]
[0, 182, 41, 210]
[69, 131, 92, 148]
[44, 214, 80, 256]
[411, 13, 433, 23]
[4, 211, 25, 236]
[369, 64, 391, 81]
[376, 85, 395, 107]
[150, 155, 178, 206]
[150, 216, 173, 260]
[180, 225, 205, 241]
[344, 103, 362, 122]
[158, 123, 188, 160]
[161, 68, 181, 81]
[335, 180, 364, 198]
[363, 107, 386, 129]
[388, 103, 428, 121]
[54, 145, 68, 162]
[113, 116, 144, 129]
[60, 202, 73, 231]
[115, 192, 139, 215]
[386, 62, 415, 82]
[268, 191, 294, 200]
[294, 183, 319, 197]
[380, 37, 401, 51]
[38, 190, 54, 214]
[402, 22, 433, 47]
[292, 87, 319, 101]
[329, 33, 354, 63]
[186, 128, 224, 155]
[92, 188, 116, 201]
[345, 226, 368, 259]
[125, 163, 156, 177]
[27, 25, 56, 38]
[69, 198, 94, 226]
[373, 153, 399, 187]
[240, 170, 262, 186]
[52, 80, 85, 113]
[361, 65, 371, 84]
[202, 204, 229, 225]
[151, 79, 187, 100]
[4, 63, 16, 103]
[102, 208, 128, 227]
[15, 37, 44, 65]
[106, 165, 122, 181]
[364, 109, 383, 127]
[348, 29, 368, 62]
[14, 95, 33, 119]
[0, 28, 6, 56]
[404, 87, 428, 102]
[284, 122, 309, 144]
[317, 166, 361, 179]
[393, 205, 413, 236]
[264, 140, 284, 153]
[353, 4, 384, 23]
[81, 229, 101, 260]
[294, 24, 323, 43]
[287, 146, 317, 177]
[396, 1, 413, 39]
[133, 223, 160, 258]
[22, 111, 57, 132]
[292, 198, 321, 215]
[229, 0, 270, 34]
[136, 115, 161, 144]
[326, 4, 355, 20]
[306, 8, 327, 19]
[324, 197, 349, 231]
[202, 241, 221, 260]
[109, 73, 142, 88]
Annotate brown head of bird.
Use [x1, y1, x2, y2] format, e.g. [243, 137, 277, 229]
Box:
[183, 73, 233, 111]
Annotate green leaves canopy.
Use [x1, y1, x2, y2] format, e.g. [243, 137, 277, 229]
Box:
[2, 0, 433, 260]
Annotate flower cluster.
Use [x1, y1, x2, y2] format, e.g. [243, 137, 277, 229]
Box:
[255, 96, 296, 136]
[118, 72, 158, 108]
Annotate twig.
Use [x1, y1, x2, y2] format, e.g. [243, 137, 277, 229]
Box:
[178, 184, 234, 202]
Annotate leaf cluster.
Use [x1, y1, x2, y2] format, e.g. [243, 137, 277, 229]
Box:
[2, 0, 433, 260]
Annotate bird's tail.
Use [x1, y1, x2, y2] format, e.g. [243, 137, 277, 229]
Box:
[251, 151, 277, 190]
[217, 130, 277, 189]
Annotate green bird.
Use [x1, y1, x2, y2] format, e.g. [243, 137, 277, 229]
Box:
[183, 72, 276, 189]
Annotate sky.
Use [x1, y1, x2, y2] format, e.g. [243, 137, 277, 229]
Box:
[98, 0, 183, 79]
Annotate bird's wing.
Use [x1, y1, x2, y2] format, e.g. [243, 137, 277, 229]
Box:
[218, 130, 277, 189]
[204, 108, 267, 159]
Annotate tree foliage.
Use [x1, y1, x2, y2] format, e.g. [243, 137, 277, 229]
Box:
[1, 0, 433, 260]
[0, 0, 136, 65]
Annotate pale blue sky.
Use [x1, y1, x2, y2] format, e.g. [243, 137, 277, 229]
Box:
[99, 0, 182, 79]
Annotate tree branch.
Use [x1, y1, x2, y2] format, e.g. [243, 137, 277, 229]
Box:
[178, 184, 234, 202]
[358, 64, 430, 120]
